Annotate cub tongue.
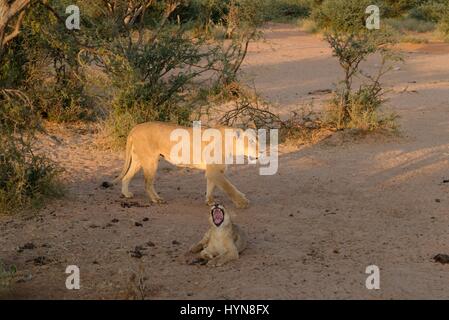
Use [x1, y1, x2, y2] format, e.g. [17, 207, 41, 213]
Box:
[213, 208, 224, 224]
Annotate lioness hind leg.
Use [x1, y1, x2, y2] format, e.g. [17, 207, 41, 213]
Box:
[142, 157, 165, 204]
[121, 158, 142, 198]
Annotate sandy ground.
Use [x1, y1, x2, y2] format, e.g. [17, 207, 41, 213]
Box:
[1, 23, 449, 299]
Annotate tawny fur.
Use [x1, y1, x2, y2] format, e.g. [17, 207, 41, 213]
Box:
[190, 205, 247, 267]
[114, 121, 258, 208]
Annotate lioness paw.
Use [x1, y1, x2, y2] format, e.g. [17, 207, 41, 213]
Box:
[123, 192, 134, 199]
[152, 198, 167, 204]
[236, 197, 249, 209]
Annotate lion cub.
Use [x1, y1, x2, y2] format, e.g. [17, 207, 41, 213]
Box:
[190, 204, 247, 267]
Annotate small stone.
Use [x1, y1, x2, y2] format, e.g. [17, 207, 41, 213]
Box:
[434, 254, 449, 264]
[32, 256, 51, 266]
[18, 242, 36, 252]
[146, 241, 155, 247]
[101, 181, 112, 189]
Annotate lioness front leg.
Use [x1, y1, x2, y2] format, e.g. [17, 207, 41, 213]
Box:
[206, 166, 249, 209]
[216, 176, 249, 209]
[205, 179, 216, 206]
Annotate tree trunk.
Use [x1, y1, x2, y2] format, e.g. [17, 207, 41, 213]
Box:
[0, 0, 31, 53]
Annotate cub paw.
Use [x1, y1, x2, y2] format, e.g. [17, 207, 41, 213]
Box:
[190, 244, 203, 254]
[207, 259, 221, 267]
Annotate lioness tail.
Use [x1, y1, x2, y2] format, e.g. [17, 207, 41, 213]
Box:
[113, 135, 133, 184]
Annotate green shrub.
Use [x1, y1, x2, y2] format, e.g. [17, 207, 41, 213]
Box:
[380, 0, 420, 18]
[97, 26, 210, 146]
[407, 1, 449, 40]
[82, 0, 262, 147]
[326, 85, 397, 132]
[315, 0, 399, 131]
[0, 1, 94, 123]
[386, 17, 436, 33]
[437, 14, 449, 41]
[0, 261, 16, 294]
[298, 18, 319, 33]
[263, 0, 312, 22]
[0, 90, 62, 215]
[409, 1, 448, 22]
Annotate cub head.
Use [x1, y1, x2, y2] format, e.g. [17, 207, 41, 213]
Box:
[209, 204, 230, 228]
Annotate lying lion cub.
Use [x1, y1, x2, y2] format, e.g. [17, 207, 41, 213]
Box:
[114, 121, 259, 208]
[190, 204, 247, 267]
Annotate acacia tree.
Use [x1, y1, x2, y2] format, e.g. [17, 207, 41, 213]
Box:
[314, 0, 398, 130]
[0, 0, 31, 57]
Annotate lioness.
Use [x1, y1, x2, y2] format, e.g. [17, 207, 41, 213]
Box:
[190, 204, 247, 267]
[114, 121, 259, 208]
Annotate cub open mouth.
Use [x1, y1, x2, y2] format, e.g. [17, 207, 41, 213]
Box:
[211, 207, 224, 226]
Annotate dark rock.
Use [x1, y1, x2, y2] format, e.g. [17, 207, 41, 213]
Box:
[146, 241, 155, 247]
[101, 181, 112, 189]
[129, 246, 146, 259]
[18, 242, 36, 252]
[434, 254, 449, 264]
[31, 256, 51, 266]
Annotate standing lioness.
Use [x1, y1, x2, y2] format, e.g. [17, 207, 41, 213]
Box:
[114, 122, 259, 208]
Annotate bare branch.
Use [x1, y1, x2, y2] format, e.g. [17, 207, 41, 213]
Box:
[2, 10, 25, 46]
[0, 0, 31, 50]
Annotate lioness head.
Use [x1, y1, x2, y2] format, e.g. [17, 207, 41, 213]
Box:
[234, 128, 259, 162]
[210, 204, 230, 228]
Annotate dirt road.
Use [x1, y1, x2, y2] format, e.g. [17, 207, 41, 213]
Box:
[1, 23, 449, 299]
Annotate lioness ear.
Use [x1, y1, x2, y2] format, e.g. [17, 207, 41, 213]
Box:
[236, 129, 242, 139]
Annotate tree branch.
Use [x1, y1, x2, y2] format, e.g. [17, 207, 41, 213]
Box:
[2, 10, 25, 45]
